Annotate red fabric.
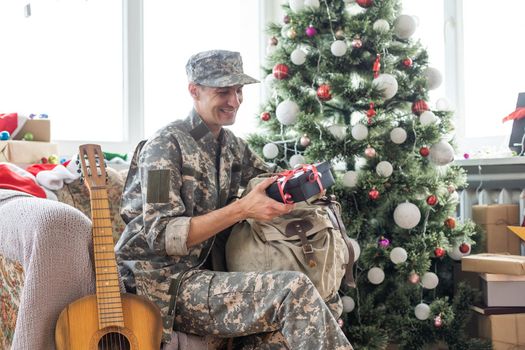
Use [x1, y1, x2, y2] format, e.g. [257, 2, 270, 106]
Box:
[25, 163, 59, 177]
[502, 107, 525, 123]
[0, 164, 46, 198]
[0, 113, 19, 134]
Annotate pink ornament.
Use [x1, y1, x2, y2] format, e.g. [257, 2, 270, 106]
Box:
[378, 236, 390, 248]
[463, 153, 470, 159]
[364, 146, 376, 158]
[434, 315, 443, 328]
[352, 37, 363, 49]
[300, 134, 311, 147]
[306, 25, 317, 37]
[408, 272, 420, 284]
[447, 184, 456, 193]
[283, 15, 290, 24]
[337, 318, 344, 327]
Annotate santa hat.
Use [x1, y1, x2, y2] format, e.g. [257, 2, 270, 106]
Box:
[26, 158, 81, 191]
[0, 163, 49, 198]
[0, 113, 28, 138]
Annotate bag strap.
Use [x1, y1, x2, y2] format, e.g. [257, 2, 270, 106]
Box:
[284, 219, 317, 267]
[313, 196, 356, 288]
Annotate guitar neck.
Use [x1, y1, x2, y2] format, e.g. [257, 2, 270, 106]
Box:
[90, 187, 125, 329]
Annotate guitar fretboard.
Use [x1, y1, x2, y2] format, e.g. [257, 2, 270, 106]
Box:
[90, 188, 125, 329]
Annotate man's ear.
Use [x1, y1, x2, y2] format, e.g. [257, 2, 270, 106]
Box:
[188, 83, 199, 99]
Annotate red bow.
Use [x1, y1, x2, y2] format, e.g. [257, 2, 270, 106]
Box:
[275, 164, 323, 204]
[502, 107, 525, 123]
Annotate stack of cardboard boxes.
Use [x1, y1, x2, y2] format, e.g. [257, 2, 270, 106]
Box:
[459, 204, 525, 349]
[0, 119, 58, 164]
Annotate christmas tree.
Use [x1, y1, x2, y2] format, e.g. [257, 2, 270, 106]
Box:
[248, 0, 490, 348]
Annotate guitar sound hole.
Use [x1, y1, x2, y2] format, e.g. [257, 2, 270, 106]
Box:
[97, 332, 131, 350]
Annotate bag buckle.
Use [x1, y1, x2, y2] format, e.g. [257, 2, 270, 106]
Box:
[302, 244, 314, 254]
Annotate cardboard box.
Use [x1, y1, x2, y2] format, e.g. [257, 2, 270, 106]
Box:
[12, 119, 51, 142]
[462, 254, 525, 275]
[0, 140, 58, 164]
[472, 205, 521, 255]
[481, 273, 525, 307]
[476, 312, 525, 349]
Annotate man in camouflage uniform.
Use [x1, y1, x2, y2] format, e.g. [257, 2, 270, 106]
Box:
[115, 49, 353, 350]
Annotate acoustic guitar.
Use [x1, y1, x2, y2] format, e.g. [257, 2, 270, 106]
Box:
[55, 144, 162, 350]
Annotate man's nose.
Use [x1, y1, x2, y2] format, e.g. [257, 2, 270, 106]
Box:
[228, 91, 241, 107]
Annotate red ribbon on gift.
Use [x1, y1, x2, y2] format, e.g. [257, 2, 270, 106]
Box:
[502, 107, 525, 123]
[276, 164, 324, 204]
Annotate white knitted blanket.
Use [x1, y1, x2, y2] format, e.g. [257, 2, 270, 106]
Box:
[0, 189, 95, 350]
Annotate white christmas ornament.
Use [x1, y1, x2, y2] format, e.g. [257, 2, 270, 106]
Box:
[436, 97, 452, 112]
[424, 67, 443, 90]
[372, 74, 398, 100]
[422, 272, 439, 289]
[289, 154, 306, 168]
[328, 124, 347, 140]
[414, 303, 431, 320]
[342, 296, 355, 313]
[376, 161, 393, 177]
[289, 0, 304, 13]
[429, 140, 455, 166]
[290, 48, 307, 65]
[276, 100, 300, 125]
[393, 202, 421, 229]
[304, 0, 320, 8]
[419, 111, 439, 126]
[390, 247, 408, 264]
[390, 127, 407, 144]
[349, 238, 361, 261]
[368, 267, 385, 285]
[265, 74, 276, 90]
[394, 14, 417, 39]
[373, 19, 390, 33]
[262, 143, 279, 159]
[351, 124, 368, 141]
[447, 246, 463, 261]
[342, 170, 358, 188]
[331, 40, 348, 57]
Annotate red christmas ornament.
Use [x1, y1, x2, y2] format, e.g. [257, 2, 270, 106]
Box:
[273, 63, 289, 80]
[356, 0, 373, 8]
[419, 146, 430, 157]
[41, 157, 48, 164]
[369, 188, 380, 200]
[367, 102, 376, 124]
[317, 84, 332, 101]
[426, 195, 438, 206]
[434, 315, 443, 328]
[412, 99, 430, 116]
[434, 247, 445, 258]
[260, 112, 271, 121]
[402, 57, 413, 68]
[444, 217, 456, 229]
[373, 54, 381, 78]
[459, 242, 471, 254]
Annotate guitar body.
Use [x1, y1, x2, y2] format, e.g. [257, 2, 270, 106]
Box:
[55, 293, 162, 350]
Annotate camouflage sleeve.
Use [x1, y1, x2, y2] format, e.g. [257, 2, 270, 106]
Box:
[138, 136, 190, 257]
[238, 137, 274, 187]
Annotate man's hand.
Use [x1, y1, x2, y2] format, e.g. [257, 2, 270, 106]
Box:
[238, 176, 295, 221]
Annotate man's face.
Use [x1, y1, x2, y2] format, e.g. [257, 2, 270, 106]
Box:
[190, 83, 244, 133]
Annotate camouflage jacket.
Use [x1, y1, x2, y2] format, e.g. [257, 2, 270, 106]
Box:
[115, 108, 270, 343]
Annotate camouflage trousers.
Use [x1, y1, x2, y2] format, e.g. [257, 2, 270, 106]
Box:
[173, 269, 353, 350]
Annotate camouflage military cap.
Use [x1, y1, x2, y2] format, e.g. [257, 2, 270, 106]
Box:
[185, 50, 259, 88]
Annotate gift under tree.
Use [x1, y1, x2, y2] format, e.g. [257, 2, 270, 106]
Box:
[248, 0, 489, 348]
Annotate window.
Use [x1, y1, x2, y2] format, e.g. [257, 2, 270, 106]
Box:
[143, 0, 262, 138]
[0, 0, 123, 144]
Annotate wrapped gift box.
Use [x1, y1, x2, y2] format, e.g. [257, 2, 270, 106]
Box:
[475, 311, 525, 350]
[266, 162, 334, 203]
[481, 273, 525, 307]
[472, 204, 521, 255]
[0, 140, 58, 164]
[462, 254, 525, 275]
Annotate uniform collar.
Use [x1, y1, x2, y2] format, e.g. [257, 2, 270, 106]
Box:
[187, 108, 227, 148]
